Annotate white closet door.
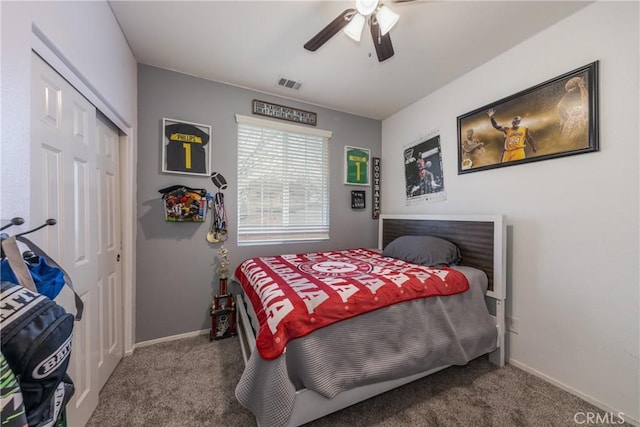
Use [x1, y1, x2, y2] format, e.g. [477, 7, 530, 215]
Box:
[31, 52, 122, 426]
[96, 114, 123, 391]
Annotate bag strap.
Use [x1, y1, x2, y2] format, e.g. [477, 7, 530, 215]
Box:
[16, 236, 84, 321]
[5, 236, 84, 321]
[1, 236, 38, 293]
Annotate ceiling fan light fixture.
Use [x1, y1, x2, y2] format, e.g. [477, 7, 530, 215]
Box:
[356, 0, 379, 16]
[344, 13, 366, 42]
[376, 5, 399, 35]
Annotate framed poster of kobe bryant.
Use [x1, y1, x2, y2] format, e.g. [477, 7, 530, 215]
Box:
[457, 61, 599, 174]
[162, 118, 212, 176]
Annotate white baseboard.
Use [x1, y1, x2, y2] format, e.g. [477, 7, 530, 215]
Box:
[508, 359, 639, 427]
[126, 329, 210, 355]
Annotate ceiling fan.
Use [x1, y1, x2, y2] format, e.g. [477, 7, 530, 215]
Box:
[304, 0, 412, 62]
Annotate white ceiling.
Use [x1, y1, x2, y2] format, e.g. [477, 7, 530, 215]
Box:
[109, 0, 590, 120]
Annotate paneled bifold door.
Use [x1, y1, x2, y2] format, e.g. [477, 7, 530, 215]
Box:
[30, 52, 123, 426]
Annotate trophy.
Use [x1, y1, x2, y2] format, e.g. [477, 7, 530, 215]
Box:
[210, 246, 236, 341]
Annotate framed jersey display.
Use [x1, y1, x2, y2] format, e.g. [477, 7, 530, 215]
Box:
[344, 146, 370, 186]
[162, 118, 212, 176]
[457, 61, 599, 174]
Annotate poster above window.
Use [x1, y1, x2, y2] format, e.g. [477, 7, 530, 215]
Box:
[162, 118, 212, 176]
[252, 99, 317, 126]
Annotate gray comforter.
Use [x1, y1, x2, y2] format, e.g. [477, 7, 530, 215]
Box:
[235, 266, 497, 427]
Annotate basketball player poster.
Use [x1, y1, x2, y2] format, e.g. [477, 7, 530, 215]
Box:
[457, 61, 598, 174]
[403, 132, 446, 206]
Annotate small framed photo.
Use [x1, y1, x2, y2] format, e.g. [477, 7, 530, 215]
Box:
[351, 190, 365, 209]
[162, 118, 212, 176]
[344, 146, 370, 186]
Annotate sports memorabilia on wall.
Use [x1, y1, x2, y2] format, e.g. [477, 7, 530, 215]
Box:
[351, 191, 365, 209]
[344, 146, 370, 186]
[252, 99, 317, 126]
[404, 133, 446, 206]
[457, 61, 599, 174]
[372, 157, 381, 219]
[159, 186, 208, 222]
[206, 172, 229, 243]
[162, 118, 212, 176]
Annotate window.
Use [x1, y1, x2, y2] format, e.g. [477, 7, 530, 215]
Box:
[236, 114, 332, 244]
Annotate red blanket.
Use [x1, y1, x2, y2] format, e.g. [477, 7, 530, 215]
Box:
[235, 248, 469, 360]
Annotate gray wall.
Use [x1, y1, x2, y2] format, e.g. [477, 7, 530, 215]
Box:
[136, 65, 381, 343]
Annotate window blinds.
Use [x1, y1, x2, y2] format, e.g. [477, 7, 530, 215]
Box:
[236, 114, 331, 244]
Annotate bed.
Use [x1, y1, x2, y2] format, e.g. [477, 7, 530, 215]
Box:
[233, 214, 506, 427]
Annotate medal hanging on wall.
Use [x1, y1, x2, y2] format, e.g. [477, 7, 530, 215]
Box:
[206, 172, 228, 243]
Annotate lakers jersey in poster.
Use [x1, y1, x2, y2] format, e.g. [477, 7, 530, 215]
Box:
[502, 127, 528, 162]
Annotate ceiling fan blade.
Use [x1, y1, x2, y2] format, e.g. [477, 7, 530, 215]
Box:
[304, 8, 356, 52]
[370, 19, 395, 62]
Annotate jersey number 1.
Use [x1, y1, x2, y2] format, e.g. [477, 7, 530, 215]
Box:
[182, 143, 192, 169]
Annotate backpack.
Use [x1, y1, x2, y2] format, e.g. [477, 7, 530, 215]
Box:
[0, 281, 74, 427]
[0, 351, 28, 427]
[0, 236, 81, 427]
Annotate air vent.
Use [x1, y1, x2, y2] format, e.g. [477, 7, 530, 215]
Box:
[277, 76, 302, 90]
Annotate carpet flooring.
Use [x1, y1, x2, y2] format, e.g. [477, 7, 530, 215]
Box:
[85, 334, 621, 427]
